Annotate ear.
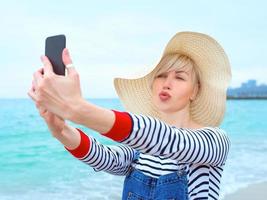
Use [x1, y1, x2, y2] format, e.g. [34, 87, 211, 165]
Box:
[190, 82, 200, 101]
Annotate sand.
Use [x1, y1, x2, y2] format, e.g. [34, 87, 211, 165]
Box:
[223, 181, 267, 200]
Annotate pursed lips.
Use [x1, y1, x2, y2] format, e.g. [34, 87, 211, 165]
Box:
[159, 91, 171, 100]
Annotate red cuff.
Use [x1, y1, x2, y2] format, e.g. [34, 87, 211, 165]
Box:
[64, 128, 91, 159]
[101, 109, 133, 142]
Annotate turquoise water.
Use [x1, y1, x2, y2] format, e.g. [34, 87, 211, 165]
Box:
[0, 99, 267, 199]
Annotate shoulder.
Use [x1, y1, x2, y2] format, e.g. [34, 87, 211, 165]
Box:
[182, 126, 230, 138]
[201, 126, 228, 134]
[204, 127, 231, 142]
[210, 126, 228, 135]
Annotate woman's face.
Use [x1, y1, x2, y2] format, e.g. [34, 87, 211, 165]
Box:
[151, 69, 197, 114]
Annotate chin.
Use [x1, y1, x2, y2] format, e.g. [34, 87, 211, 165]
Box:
[155, 104, 173, 113]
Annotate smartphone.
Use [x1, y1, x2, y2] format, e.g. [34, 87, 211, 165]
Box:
[45, 35, 66, 75]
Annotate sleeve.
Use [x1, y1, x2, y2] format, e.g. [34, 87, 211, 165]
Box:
[65, 128, 136, 176]
[101, 110, 231, 167]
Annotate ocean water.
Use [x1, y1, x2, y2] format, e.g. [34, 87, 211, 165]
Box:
[0, 98, 267, 200]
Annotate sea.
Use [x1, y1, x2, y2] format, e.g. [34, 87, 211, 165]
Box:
[0, 98, 267, 200]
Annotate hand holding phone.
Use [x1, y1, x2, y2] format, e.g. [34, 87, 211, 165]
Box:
[45, 35, 66, 76]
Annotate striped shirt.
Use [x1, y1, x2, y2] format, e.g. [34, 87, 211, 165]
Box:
[65, 110, 231, 200]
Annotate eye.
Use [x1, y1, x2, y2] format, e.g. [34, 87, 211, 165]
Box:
[176, 76, 184, 80]
[156, 74, 166, 78]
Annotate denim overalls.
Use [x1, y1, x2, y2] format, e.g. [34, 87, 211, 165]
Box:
[122, 151, 189, 200]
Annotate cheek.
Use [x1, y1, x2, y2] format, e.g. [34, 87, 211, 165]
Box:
[172, 86, 193, 109]
[152, 80, 160, 93]
[174, 84, 192, 97]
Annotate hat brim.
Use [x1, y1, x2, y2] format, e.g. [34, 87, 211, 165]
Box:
[114, 31, 232, 127]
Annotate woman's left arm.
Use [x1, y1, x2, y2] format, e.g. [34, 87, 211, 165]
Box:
[70, 106, 230, 167]
[94, 110, 231, 167]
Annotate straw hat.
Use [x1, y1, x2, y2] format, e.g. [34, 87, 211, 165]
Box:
[113, 31, 232, 127]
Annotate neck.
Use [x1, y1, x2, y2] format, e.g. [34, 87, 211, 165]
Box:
[160, 104, 193, 128]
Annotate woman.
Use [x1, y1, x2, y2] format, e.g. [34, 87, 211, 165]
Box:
[28, 31, 232, 200]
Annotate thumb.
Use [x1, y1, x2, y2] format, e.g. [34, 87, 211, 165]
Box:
[41, 55, 54, 76]
[62, 48, 77, 76]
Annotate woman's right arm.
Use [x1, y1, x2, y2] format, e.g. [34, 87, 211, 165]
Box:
[60, 124, 136, 176]
[29, 74, 135, 176]
[30, 83, 134, 176]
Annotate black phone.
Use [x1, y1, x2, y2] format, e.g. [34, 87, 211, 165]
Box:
[45, 35, 66, 76]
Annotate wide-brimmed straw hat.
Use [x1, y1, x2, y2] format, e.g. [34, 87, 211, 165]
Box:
[113, 31, 232, 127]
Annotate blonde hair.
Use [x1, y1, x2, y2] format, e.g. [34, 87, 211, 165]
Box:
[149, 53, 202, 95]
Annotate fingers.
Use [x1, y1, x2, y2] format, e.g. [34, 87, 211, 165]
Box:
[62, 48, 77, 76]
[28, 71, 49, 120]
[62, 48, 73, 65]
[32, 80, 36, 91]
[29, 67, 44, 103]
[33, 67, 44, 87]
[38, 105, 48, 118]
[28, 84, 46, 115]
[30, 91, 48, 118]
[37, 67, 44, 75]
[41, 55, 54, 76]
[27, 85, 37, 102]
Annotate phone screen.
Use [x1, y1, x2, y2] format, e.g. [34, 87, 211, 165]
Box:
[45, 35, 66, 75]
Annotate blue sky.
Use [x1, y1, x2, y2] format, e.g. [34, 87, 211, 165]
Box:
[0, 0, 267, 98]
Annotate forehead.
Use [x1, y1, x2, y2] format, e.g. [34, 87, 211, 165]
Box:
[174, 70, 190, 75]
[159, 62, 192, 73]
[162, 69, 190, 76]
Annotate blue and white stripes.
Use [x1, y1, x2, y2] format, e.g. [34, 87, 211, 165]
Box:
[121, 113, 230, 167]
[72, 112, 230, 200]
[79, 136, 135, 176]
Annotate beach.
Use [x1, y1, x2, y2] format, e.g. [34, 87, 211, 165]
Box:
[223, 181, 267, 200]
[1, 99, 267, 199]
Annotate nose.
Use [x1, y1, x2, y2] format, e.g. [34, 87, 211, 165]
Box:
[162, 75, 173, 89]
